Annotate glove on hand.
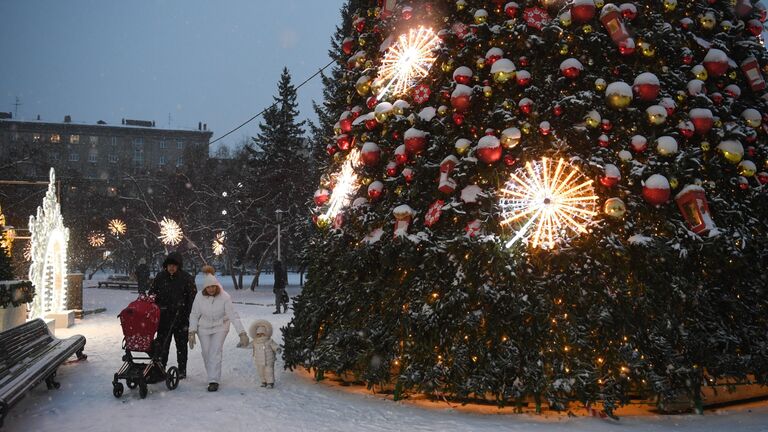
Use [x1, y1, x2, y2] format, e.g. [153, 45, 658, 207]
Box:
[236, 332, 250, 348]
[188, 331, 196, 350]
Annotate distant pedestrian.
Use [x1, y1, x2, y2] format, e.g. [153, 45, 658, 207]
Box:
[188, 265, 249, 392]
[149, 251, 197, 380]
[272, 260, 288, 314]
[249, 319, 281, 388]
[134, 258, 150, 294]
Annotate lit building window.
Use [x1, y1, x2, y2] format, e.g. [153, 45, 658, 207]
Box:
[69, 152, 80, 162]
[176, 139, 184, 149]
[51, 134, 61, 143]
[69, 134, 80, 144]
[176, 157, 183, 167]
[88, 150, 98, 163]
[111, 136, 117, 146]
[11, 133, 19, 141]
[160, 139, 167, 149]
[89, 136, 98, 144]
[159, 155, 167, 167]
[109, 154, 118, 163]
[50, 152, 59, 161]
[33, 133, 41, 142]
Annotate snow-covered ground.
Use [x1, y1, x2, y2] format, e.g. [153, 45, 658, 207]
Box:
[5, 274, 768, 432]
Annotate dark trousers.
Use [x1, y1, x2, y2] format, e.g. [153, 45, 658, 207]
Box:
[157, 315, 189, 372]
[274, 290, 288, 313]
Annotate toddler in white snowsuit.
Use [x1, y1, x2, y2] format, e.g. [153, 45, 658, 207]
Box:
[249, 319, 281, 388]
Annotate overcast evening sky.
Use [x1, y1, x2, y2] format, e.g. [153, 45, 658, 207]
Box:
[0, 0, 345, 152]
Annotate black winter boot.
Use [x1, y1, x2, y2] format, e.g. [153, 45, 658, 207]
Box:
[207, 382, 219, 392]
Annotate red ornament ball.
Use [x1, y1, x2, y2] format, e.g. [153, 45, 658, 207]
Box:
[571, 0, 596, 23]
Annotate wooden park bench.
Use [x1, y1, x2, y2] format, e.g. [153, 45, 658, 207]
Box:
[0, 319, 87, 427]
[97, 280, 138, 290]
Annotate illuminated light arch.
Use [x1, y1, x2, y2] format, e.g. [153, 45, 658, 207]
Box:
[28, 168, 70, 319]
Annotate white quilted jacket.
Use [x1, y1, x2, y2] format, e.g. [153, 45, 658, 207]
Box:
[188, 289, 245, 336]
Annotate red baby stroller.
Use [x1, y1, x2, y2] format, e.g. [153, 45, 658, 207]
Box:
[112, 293, 180, 399]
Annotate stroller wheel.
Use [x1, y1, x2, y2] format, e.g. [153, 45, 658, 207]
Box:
[126, 379, 138, 389]
[138, 380, 148, 399]
[166, 366, 180, 390]
[113, 382, 124, 398]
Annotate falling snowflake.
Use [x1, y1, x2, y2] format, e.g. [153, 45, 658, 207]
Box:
[158, 217, 183, 246]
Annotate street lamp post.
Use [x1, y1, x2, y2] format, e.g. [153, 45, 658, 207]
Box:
[275, 210, 283, 262]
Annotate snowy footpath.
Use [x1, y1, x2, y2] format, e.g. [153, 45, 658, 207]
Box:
[5, 274, 768, 432]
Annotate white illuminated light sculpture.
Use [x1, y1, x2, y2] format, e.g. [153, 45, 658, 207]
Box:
[108, 219, 127, 236]
[374, 26, 440, 100]
[499, 158, 598, 249]
[28, 168, 69, 319]
[323, 149, 362, 222]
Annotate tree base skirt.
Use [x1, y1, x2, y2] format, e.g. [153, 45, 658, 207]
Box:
[0, 304, 28, 332]
[304, 368, 768, 415]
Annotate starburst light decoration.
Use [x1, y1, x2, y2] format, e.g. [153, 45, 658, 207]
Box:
[499, 157, 598, 250]
[158, 217, 183, 246]
[212, 232, 225, 256]
[88, 231, 106, 247]
[322, 149, 361, 222]
[374, 26, 440, 100]
[108, 219, 127, 236]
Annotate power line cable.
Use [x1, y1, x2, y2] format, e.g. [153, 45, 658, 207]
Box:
[209, 59, 336, 146]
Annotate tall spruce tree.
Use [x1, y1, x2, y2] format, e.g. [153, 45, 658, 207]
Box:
[285, 0, 768, 414]
[243, 68, 310, 270]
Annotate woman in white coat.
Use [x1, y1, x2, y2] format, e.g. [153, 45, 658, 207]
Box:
[188, 266, 249, 392]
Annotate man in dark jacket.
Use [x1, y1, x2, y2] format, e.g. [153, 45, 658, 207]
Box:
[149, 251, 197, 379]
[134, 258, 150, 294]
[272, 260, 288, 314]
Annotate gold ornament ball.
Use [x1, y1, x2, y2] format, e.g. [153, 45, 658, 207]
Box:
[474, 10, 488, 25]
[648, 112, 666, 125]
[675, 92, 686, 103]
[720, 149, 743, 164]
[594, 0, 605, 7]
[664, 0, 677, 12]
[560, 13, 572, 27]
[441, 61, 453, 74]
[738, 160, 757, 177]
[316, 215, 331, 229]
[640, 42, 655, 57]
[700, 14, 716, 30]
[456, 0, 467, 12]
[721, 20, 732, 31]
[583, 25, 593, 34]
[714, 119, 723, 128]
[559, 44, 569, 55]
[586, 116, 600, 128]
[355, 56, 367, 68]
[476, 57, 486, 69]
[333, 124, 342, 135]
[692, 65, 708, 81]
[358, 36, 367, 47]
[375, 111, 389, 123]
[604, 198, 627, 219]
[728, 70, 738, 80]
[360, 133, 369, 142]
[607, 93, 632, 109]
[483, 85, 493, 97]
[701, 141, 711, 151]
[438, 105, 449, 117]
[521, 122, 533, 134]
[669, 177, 679, 189]
[395, 185, 404, 195]
[493, 70, 515, 83]
[595, 78, 607, 92]
[364, 60, 373, 69]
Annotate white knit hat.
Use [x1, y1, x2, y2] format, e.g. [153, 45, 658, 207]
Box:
[200, 265, 221, 289]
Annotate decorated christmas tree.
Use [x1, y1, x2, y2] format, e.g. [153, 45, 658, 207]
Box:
[285, 0, 768, 413]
